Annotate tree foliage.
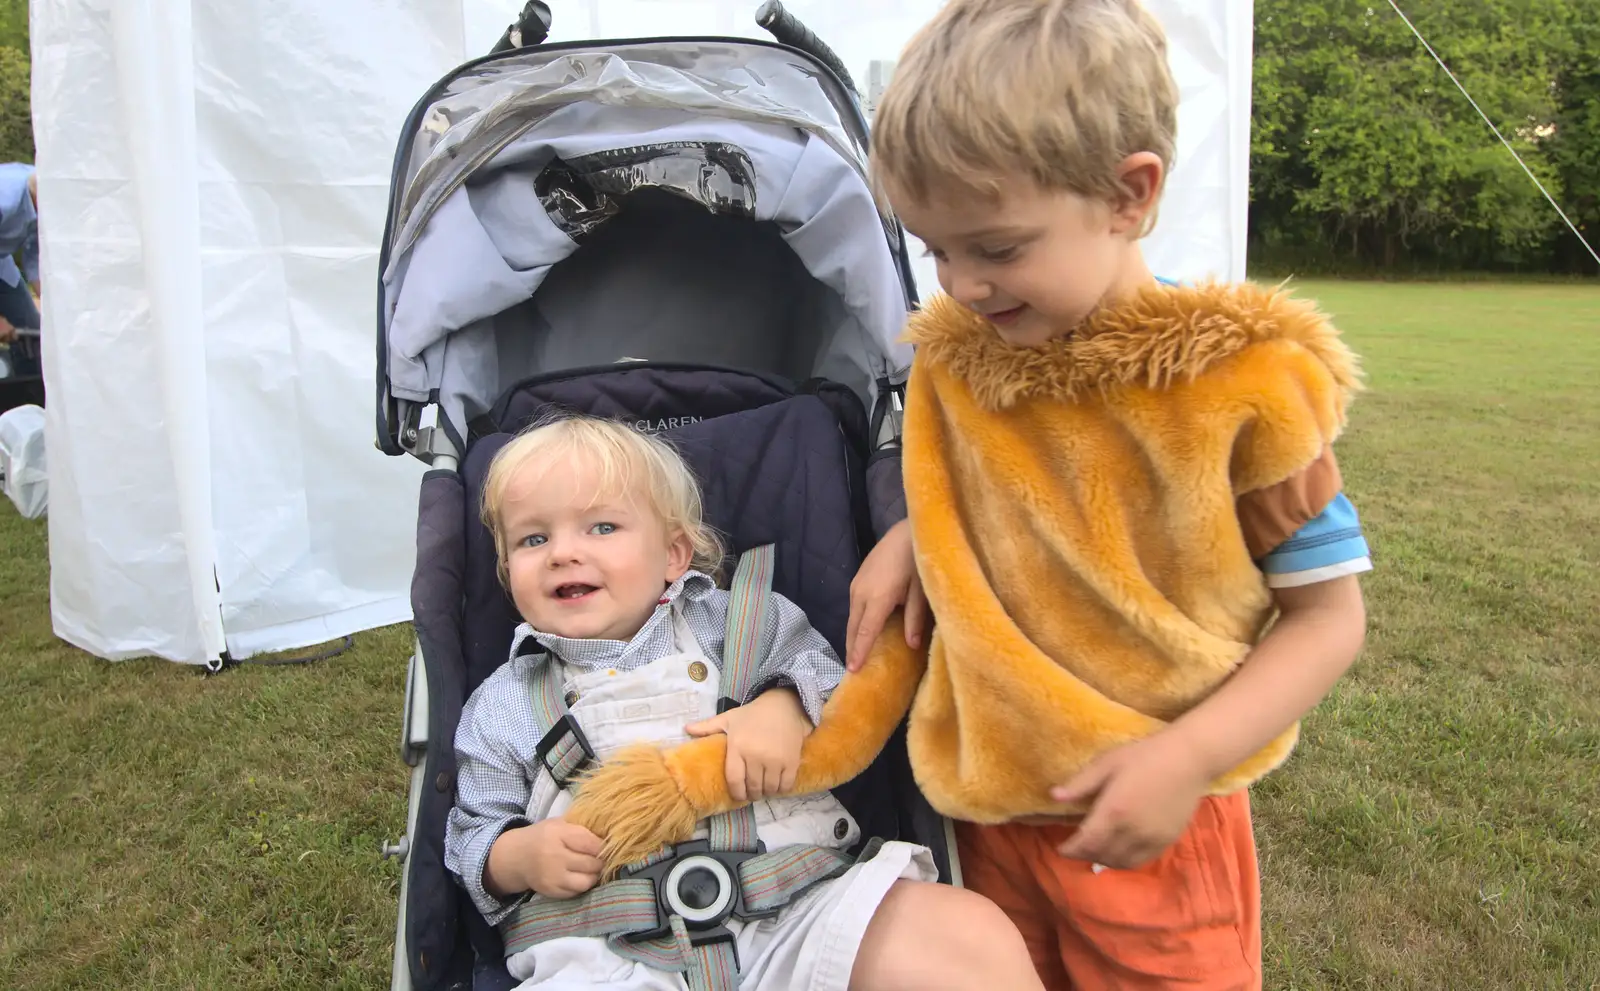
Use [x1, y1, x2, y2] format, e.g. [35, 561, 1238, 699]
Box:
[1250, 0, 1598, 273]
[0, 45, 29, 165]
[1543, 11, 1600, 271]
[0, 0, 27, 165]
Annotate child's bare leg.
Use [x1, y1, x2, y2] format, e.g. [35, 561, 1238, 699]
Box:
[849, 880, 1046, 990]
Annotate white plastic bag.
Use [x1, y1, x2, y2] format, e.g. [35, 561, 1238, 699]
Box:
[0, 404, 47, 519]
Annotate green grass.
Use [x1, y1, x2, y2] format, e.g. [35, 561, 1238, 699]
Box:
[2, 280, 1598, 988]
[1252, 281, 1600, 989]
[0, 524, 413, 988]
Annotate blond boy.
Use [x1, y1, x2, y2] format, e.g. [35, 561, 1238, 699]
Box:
[842, 1, 1373, 987]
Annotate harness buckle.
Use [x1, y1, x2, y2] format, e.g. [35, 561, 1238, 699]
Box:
[534, 713, 595, 783]
[618, 840, 777, 945]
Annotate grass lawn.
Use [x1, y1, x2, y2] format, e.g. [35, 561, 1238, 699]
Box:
[2, 279, 1598, 989]
[1252, 281, 1600, 989]
[0, 541, 414, 986]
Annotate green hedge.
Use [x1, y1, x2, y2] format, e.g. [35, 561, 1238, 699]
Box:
[0, 44, 29, 165]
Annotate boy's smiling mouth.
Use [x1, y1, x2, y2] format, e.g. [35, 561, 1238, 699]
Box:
[553, 583, 599, 601]
[985, 304, 1028, 326]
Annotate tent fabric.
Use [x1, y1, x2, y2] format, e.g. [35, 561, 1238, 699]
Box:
[32, 0, 1252, 665]
[33, 0, 527, 664]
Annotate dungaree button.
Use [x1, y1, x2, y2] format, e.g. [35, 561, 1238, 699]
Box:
[687, 661, 709, 683]
[833, 818, 850, 840]
[563, 690, 579, 707]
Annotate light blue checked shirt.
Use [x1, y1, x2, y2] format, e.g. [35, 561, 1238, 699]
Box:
[0, 163, 37, 289]
[445, 570, 843, 923]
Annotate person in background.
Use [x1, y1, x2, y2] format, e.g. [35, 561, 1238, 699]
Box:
[0, 162, 40, 349]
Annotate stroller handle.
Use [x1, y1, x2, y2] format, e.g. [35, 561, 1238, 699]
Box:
[755, 0, 859, 97]
[489, 1, 552, 55]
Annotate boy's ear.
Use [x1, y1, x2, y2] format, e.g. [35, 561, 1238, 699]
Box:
[664, 529, 695, 581]
[1110, 152, 1165, 236]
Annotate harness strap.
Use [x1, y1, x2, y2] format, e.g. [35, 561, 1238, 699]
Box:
[528, 659, 593, 788]
[606, 929, 737, 991]
[501, 878, 659, 955]
[692, 543, 775, 888]
[718, 543, 775, 712]
[706, 803, 758, 852]
[673, 918, 739, 991]
[502, 842, 866, 963]
[737, 842, 861, 913]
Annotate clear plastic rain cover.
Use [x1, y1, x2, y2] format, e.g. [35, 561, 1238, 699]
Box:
[379, 41, 912, 450]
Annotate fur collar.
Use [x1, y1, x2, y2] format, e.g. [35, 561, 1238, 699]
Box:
[904, 280, 1363, 410]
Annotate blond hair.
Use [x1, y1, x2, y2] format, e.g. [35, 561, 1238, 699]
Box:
[480, 416, 726, 585]
[870, 0, 1177, 220]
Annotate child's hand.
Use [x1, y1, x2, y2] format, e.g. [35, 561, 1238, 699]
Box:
[1050, 732, 1211, 870]
[685, 688, 811, 802]
[845, 518, 931, 672]
[501, 818, 606, 899]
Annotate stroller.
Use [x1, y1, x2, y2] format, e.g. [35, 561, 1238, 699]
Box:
[0, 328, 44, 414]
[376, 4, 952, 989]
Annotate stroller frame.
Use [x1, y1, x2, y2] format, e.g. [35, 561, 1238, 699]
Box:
[378, 7, 946, 990]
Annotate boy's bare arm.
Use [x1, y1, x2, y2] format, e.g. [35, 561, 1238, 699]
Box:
[1174, 575, 1366, 777]
[1055, 575, 1366, 867]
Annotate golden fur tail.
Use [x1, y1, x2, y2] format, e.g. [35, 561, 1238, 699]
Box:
[565, 613, 928, 877]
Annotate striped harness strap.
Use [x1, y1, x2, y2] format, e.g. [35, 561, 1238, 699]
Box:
[505, 545, 862, 986]
[501, 841, 875, 990]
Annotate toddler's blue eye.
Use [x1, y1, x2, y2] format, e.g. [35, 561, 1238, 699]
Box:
[590, 522, 617, 536]
[520, 534, 546, 547]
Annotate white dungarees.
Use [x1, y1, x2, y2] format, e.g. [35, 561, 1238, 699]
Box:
[504, 605, 937, 990]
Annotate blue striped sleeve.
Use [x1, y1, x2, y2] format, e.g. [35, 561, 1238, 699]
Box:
[1258, 493, 1373, 588]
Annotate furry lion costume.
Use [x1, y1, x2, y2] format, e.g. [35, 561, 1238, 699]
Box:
[564, 282, 1361, 875]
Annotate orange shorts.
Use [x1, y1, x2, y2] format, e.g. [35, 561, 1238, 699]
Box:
[955, 790, 1262, 991]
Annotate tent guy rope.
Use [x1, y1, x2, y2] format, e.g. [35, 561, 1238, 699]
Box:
[1386, 0, 1600, 268]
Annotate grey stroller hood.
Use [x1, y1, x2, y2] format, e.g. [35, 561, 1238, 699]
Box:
[377, 39, 917, 461]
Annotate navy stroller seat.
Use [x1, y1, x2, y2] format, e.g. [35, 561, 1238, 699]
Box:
[377, 6, 939, 989]
[403, 371, 946, 990]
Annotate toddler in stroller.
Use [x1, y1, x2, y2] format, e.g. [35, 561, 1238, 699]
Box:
[445, 416, 1037, 990]
[374, 5, 1041, 989]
